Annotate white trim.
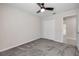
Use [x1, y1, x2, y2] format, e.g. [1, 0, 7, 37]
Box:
[0, 38, 39, 52]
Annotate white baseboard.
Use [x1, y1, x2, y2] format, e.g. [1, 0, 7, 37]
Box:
[0, 38, 40, 52]
[42, 37, 63, 43]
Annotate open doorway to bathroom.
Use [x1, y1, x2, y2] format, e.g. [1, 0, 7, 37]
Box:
[63, 15, 77, 46]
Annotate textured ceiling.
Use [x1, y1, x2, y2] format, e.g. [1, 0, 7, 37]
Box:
[1, 3, 79, 18]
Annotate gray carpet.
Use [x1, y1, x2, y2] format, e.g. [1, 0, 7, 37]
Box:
[0, 38, 79, 56]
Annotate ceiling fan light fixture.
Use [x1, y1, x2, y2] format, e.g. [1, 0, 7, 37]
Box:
[41, 8, 45, 12]
[37, 3, 54, 13]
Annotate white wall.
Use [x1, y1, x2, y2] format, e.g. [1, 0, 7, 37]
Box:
[75, 9, 79, 50]
[77, 9, 79, 50]
[42, 10, 77, 43]
[42, 16, 55, 40]
[0, 5, 41, 51]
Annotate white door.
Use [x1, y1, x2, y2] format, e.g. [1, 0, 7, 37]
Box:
[63, 16, 76, 46]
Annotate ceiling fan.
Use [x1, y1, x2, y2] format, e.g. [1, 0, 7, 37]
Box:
[36, 3, 54, 13]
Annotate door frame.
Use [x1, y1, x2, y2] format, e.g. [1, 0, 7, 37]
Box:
[62, 14, 77, 46]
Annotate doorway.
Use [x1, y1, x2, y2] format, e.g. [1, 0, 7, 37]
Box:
[63, 15, 77, 46]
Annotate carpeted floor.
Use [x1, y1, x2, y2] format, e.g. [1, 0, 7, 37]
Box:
[0, 38, 79, 56]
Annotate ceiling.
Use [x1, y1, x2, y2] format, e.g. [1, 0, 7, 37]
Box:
[1, 3, 79, 18]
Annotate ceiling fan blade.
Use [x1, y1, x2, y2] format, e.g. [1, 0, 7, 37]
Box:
[37, 3, 41, 8]
[41, 3, 44, 6]
[37, 10, 41, 13]
[41, 3, 45, 8]
[45, 7, 54, 10]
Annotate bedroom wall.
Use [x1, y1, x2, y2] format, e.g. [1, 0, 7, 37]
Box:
[42, 9, 77, 43]
[0, 5, 41, 51]
[77, 9, 79, 50]
[42, 16, 55, 40]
